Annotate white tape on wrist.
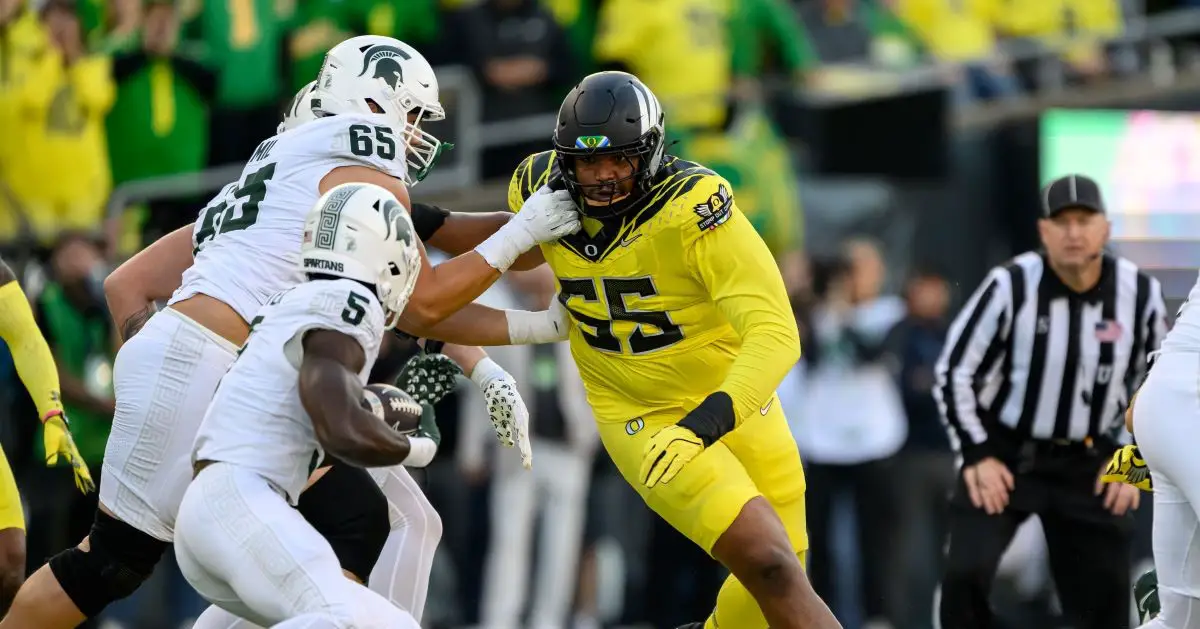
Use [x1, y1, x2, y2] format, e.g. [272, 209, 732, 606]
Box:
[403, 436, 438, 468]
[469, 357, 507, 388]
[506, 309, 563, 344]
[474, 223, 535, 272]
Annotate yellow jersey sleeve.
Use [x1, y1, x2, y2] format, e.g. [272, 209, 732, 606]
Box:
[506, 151, 555, 214]
[0, 280, 64, 420]
[680, 176, 801, 424]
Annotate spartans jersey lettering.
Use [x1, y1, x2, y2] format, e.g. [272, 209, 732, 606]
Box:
[168, 113, 408, 323]
[192, 279, 385, 504]
[508, 151, 749, 422]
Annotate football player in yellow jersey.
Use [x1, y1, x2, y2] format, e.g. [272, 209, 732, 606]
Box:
[0, 257, 93, 612]
[505, 72, 839, 629]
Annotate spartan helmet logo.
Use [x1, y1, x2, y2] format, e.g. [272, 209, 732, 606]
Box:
[358, 44, 412, 90]
[376, 199, 414, 247]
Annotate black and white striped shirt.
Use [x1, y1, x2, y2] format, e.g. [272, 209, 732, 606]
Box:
[934, 252, 1167, 463]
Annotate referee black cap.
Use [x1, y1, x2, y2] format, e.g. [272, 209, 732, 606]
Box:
[1042, 174, 1106, 218]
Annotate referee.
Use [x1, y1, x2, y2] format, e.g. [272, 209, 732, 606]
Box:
[934, 174, 1168, 629]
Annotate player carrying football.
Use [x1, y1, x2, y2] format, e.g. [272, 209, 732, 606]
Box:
[0, 36, 573, 629]
[0, 258, 92, 612]
[424, 71, 841, 629]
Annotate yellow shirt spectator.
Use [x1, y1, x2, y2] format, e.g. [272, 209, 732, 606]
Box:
[5, 43, 114, 243]
[893, 0, 999, 62]
[0, 8, 51, 239]
[994, 0, 1121, 42]
[594, 0, 732, 131]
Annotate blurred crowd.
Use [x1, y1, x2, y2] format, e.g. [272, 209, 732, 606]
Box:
[0, 0, 1190, 627]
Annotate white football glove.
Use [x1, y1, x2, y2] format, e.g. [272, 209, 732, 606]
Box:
[506, 297, 571, 345]
[474, 185, 580, 272]
[470, 357, 532, 469]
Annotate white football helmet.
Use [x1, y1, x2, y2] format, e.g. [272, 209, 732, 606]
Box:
[311, 35, 447, 186]
[300, 183, 422, 329]
[278, 80, 319, 134]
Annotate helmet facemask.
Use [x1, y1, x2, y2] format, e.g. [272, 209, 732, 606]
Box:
[377, 198, 421, 329]
[554, 128, 664, 219]
[394, 96, 450, 185]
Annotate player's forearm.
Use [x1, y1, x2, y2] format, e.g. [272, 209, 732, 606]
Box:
[0, 281, 64, 419]
[441, 343, 487, 375]
[301, 358, 413, 467]
[719, 320, 802, 422]
[401, 301, 563, 348]
[106, 222, 194, 340]
[420, 210, 546, 271]
[405, 253, 503, 327]
[424, 211, 509, 256]
[399, 302, 512, 346]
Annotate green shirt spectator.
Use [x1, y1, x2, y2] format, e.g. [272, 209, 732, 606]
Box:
[183, 0, 287, 109]
[107, 0, 214, 186]
[82, 0, 140, 54]
[287, 0, 439, 95]
[729, 0, 817, 77]
[286, 0, 356, 95]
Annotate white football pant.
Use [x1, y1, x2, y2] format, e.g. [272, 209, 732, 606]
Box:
[175, 463, 418, 629]
[102, 308, 238, 541]
[191, 465, 441, 629]
[1130, 351, 1200, 629]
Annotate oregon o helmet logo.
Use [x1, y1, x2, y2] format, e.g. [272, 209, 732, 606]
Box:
[625, 418, 645, 435]
[575, 135, 611, 150]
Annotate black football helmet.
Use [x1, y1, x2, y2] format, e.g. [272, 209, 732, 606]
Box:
[552, 71, 667, 218]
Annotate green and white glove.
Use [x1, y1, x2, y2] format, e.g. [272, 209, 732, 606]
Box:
[397, 353, 462, 407]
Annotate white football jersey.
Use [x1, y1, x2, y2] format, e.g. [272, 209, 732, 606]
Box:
[169, 113, 409, 323]
[1161, 272, 1200, 353]
[193, 279, 385, 504]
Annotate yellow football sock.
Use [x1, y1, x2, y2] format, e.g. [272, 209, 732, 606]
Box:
[0, 280, 64, 419]
[706, 551, 807, 629]
[708, 572, 767, 629]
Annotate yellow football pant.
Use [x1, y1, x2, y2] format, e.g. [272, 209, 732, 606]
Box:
[597, 395, 807, 629]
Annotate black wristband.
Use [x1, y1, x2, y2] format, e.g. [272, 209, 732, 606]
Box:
[410, 202, 450, 242]
[678, 392, 736, 447]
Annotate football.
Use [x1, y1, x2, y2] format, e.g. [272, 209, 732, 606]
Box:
[361, 383, 422, 436]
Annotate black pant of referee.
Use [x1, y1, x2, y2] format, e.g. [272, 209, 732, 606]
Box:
[939, 426, 1133, 629]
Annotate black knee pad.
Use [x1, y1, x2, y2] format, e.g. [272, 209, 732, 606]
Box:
[48, 511, 168, 617]
[298, 463, 391, 583]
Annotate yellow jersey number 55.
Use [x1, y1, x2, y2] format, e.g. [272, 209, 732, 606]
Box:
[558, 276, 682, 355]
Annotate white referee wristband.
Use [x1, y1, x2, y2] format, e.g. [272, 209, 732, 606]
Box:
[474, 222, 535, 272]
[403, 436, 438, 468]
[469, 356, 507, 389]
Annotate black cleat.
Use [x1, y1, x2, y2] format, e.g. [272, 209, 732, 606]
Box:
[674, 624, 705, 629]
